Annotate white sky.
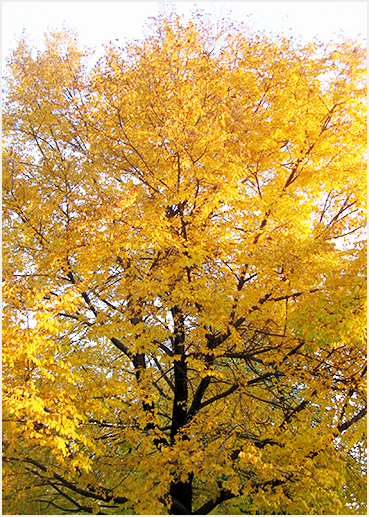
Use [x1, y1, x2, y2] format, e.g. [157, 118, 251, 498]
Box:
[2, 1, 367, 70]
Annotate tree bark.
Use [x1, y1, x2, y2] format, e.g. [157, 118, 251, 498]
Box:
[169, 306, 192, 514]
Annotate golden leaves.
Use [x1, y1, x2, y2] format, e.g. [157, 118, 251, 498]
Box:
[2, 8, 367, 516]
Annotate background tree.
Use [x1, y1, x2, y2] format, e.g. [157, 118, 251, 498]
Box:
[2, 9, 367, 515]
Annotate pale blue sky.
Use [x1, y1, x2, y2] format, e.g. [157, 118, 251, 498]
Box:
[2, 2, 367, 70]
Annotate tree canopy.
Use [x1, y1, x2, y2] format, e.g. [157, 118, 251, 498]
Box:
[2, 9, 367, 515]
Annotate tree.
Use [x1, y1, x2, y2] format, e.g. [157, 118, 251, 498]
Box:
[2, 9, 367, 515]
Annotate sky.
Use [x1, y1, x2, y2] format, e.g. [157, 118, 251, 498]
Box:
[2, 1, 367, 70]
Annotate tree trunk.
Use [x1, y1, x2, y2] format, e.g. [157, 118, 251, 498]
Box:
[169, 306, 192, 514]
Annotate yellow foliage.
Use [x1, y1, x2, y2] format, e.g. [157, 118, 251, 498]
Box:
[2, 8, 366, 516]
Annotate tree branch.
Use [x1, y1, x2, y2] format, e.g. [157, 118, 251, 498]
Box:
[337, 405, 367, 434]
[193, 489, 236, 515]
[197, 383, 239, 411]
[24, 458, 128, 505]
[110, 337, 131, 357]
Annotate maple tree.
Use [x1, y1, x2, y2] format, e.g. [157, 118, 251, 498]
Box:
[2, 9, 367, 515]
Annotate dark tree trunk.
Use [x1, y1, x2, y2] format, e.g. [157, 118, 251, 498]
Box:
[170, 474, 194, 515]
[169, 306, 192, 514]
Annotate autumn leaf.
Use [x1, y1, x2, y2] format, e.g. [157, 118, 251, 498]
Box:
[2, 8, 367, 516]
